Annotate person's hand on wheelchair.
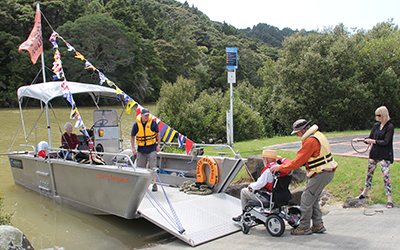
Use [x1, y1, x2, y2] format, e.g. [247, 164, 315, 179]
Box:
[270, 164, 280, 174]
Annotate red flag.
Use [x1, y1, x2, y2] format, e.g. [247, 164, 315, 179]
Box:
[18, 3, 43, 64]
[185, 138, 194, 155]
[136, 105, 142, 117]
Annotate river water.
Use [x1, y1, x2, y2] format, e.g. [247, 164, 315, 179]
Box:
[0, 105, 168, 249]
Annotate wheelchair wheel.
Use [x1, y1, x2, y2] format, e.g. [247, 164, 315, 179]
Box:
[265, 214, 285, 237]
[241, 222, 250, 234]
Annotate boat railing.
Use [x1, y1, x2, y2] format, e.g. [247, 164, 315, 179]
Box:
[47, 147, 137, 170]
[191, 144, 239, 158]
[16, 144, 35, 154]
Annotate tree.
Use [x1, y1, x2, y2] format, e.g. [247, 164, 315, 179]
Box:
[156, 76, 264, 143]
[258, 22, 400, 135]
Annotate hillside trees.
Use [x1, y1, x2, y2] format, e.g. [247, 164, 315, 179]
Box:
[1, 0, 290, 108]
[258, 22, 400, 135]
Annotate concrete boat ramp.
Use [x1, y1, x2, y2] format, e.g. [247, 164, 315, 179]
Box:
[138, 185, 242, 246]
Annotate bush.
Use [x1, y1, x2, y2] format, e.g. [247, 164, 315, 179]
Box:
[155, 76, 264, 143]
[0, 192, 13, 225]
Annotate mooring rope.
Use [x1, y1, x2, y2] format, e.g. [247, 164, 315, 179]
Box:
[351, 140, 371, 154]
[363, 208, 384, 216]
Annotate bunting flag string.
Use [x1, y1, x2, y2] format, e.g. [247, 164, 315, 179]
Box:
[52, 31, 195, 154]
[49, 31, 91, 145]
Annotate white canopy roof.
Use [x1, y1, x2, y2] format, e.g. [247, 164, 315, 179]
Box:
[17, 81, 117, 104]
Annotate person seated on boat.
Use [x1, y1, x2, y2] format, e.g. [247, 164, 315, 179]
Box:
[232, 150, 291, 222]
[61, 122, 79, 160]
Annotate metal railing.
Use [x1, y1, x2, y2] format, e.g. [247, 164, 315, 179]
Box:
[46, 147, 137, 170]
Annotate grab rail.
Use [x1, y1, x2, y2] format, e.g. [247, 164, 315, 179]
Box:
[47, 147, 137, 170]
[16, 144, 35, 154]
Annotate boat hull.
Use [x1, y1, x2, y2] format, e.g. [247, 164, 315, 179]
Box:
[8, 153, 155, 219]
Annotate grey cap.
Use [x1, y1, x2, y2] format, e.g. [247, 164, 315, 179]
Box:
[291, 119, 311, 135]
[141, 108, 150, 116]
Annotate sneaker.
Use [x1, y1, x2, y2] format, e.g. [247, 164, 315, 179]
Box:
[291, 227, 312, 235]
[232, 214, 242, 222]
[152, 184, 158, 192]
[311, 223, 326, 233]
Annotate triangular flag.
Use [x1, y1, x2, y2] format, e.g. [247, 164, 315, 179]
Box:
[185, 138, 194, 155]
[153, 116, 160, 124]
[115, 86, 123, 95]
[75, 51, 85, 60]
[18, 3, 43, 64]
[136, 105, 143, 117]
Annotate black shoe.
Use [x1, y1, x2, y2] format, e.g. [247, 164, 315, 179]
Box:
[232, 214, 242, 222]
[152, 184, 158, 192]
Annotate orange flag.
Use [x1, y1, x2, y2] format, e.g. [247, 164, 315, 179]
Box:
[18, 3, 43, 64]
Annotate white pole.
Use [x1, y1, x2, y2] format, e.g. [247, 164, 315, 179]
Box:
[229, 81, 234, 146]
[37, 2, 52, 147]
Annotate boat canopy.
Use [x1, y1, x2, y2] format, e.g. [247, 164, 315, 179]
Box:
[17, 81, 117, 104]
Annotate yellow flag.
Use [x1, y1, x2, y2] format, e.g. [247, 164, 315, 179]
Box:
[116, 86, 123, 95]
[126, 100, 136, 114]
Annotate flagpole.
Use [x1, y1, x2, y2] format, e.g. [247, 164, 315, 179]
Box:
[36, 2, 52, 147]
[39, 2, 46, 83]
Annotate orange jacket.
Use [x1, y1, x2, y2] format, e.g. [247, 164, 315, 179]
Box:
[278, 137, 320, 173]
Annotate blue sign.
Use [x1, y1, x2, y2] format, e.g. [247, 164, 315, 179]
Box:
[226, 47, 238, 69]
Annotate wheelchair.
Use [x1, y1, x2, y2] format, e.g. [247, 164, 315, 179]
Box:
[239, 173, 301, 237]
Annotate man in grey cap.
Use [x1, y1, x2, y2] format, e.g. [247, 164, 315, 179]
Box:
[270, 119, 337, 235]
[131, 108, 161, 191]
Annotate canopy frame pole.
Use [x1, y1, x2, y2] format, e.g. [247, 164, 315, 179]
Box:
[18, 100, 28, 145]
[46, 103, 52, 147]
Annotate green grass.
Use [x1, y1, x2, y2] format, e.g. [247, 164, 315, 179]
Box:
[198, 129, 400, 206]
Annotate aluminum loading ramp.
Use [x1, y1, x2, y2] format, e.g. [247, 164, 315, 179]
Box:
[138, 185, 242, 246]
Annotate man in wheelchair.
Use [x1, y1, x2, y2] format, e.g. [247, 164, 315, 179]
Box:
[232, 150, 291, 222]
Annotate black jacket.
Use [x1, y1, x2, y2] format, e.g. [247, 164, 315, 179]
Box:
[367, 121, 394, 163]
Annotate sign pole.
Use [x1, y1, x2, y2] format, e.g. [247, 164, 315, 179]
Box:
[226, 47, 237, 146]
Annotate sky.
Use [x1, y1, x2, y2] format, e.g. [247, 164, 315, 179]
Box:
[177, 0, 400, 31]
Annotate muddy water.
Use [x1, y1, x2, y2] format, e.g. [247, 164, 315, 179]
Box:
[0, 105, 168, 250]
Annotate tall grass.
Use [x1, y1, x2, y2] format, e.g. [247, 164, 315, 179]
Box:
[200, 129, 399, 205]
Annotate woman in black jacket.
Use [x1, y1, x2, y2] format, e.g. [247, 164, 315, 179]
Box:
[354, 106, 394, 208]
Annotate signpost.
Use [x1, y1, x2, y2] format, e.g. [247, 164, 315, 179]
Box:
[226, 47, 237, 146]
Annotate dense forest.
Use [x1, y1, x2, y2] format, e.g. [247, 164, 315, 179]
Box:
[1, 0, 399, 142]
[0, 0, 294, 107]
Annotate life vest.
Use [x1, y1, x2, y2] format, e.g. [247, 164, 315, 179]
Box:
[136, 114, 157, 146]
[196, 157, 219, 185]
[261, 158, 291, 191]
[301, 125, 338, 178]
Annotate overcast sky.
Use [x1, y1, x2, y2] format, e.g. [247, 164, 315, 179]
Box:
[177, 0, 399, 31]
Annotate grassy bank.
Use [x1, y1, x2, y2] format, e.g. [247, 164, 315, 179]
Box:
[199, 129, 399, 206]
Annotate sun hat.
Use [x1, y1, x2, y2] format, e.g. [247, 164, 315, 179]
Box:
[291, 119, 312, 135]
[258, 150, 281, 159]
[141, 108, 150, 116]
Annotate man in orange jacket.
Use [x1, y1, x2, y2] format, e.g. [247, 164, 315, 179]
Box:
[270, 119, 337, 235]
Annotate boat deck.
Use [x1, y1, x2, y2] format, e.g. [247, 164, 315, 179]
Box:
[138, 185, 242, 246]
